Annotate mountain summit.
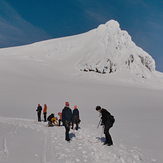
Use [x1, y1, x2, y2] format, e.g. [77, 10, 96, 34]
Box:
[76, 20, 155, 78]
[40, 20, 155, 78]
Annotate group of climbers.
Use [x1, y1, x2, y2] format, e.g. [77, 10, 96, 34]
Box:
[36, 102, 81, 141]
[36, 102, 114, 146]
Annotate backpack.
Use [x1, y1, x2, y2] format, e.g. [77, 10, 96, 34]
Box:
[47, 116, 51, 121]
[107, 113, 115, 124]
[47, 114, 54, 121]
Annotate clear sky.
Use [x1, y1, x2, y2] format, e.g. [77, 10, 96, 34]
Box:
[0, 0, 163, 72]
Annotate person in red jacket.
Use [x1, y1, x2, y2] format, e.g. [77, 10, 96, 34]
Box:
[43, 104, 47, 122]
[58, 112, 62, 126]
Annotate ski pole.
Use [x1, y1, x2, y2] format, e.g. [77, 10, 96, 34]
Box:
[97, 119, 102, 128]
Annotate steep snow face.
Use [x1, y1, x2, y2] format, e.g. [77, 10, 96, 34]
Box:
[77, 20, 155, 78]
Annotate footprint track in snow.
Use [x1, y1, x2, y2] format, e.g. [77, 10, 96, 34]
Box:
[0, 117, 156, 163]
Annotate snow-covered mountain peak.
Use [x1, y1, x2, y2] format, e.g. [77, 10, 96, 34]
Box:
[97, 19, 120, 33]
[77, 20, 155, 78]
[0, 20, 156, 79]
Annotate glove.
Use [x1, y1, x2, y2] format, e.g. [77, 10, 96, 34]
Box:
[101, 122, 104, 126]
[63, 121, 65, 126]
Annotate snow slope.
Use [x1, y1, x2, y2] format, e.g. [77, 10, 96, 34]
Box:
[0, 20, 163, 162]
[0, 117, 156, 163]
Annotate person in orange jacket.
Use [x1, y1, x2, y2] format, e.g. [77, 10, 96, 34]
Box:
[58, 112, 62, 126]
[43, 104, 47, 122]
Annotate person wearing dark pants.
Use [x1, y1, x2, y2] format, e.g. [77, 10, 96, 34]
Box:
[65, 121, 71, 140]
[36, 104, 42, 122]
[96, 106, 115, 146]
[62, 102, 73, 142]
[47, 113, 54, 127]
[104, 120, 113, 146]
[59, 119, 62, 126]
[72, 105, 80, 130]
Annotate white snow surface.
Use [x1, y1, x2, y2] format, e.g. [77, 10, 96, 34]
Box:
[0, 20, 163, 162]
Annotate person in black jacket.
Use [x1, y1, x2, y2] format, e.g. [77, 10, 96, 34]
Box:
[96, 106, 114, 146]
[62, 102, 73, 142]
[36, 104, 42, 122]
[72, 105, 80, 130]
[47, 113, 54, 127]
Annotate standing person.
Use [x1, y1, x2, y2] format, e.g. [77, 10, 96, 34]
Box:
[62, 102, 73, 142]
[72, 105, 80, 130]
[96, 106, 115, 146]
[43, 104, 47, 122]
[58, 112, 62, 126]
[36, 104, 42, 122]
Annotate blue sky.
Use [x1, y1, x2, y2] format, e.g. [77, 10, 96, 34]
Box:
[0, 0, 163, 72]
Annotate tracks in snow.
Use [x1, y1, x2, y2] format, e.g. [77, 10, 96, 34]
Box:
[0, 116, 156, 163]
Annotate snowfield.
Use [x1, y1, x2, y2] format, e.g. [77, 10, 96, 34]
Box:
[0, 20, 163, 162]
[0, 117, 157, 163]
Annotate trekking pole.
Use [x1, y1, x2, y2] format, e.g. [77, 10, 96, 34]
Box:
[97, 119, 102, 128]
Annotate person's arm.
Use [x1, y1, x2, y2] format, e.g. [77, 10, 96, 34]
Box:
[55, 118, 58, 125]
[62, 109, 65, 122]
[71, 109, 73, 122]
[77, 109, 79, 117]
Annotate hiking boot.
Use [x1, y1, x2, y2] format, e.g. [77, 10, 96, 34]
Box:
[66, 138, 71, 142]
[103, 141, 108, 145]
[107, 143, 113, 146]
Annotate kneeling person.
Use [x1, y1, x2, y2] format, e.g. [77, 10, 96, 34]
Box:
[47, 113, 58, 127]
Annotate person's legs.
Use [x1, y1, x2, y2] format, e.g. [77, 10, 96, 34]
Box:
[65, 122, 70, 141]
[73, 116, 79, 130]
[37, 113, 39, 121]
[38, 112, 41, 121]
[71, 123, 73, 129]
[44, 113, 47, 122]
[48, 121, 53, 127]
[104, 121, 113, 145]
[76, 123, 78, 130]
[59, 119, 61, 126]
